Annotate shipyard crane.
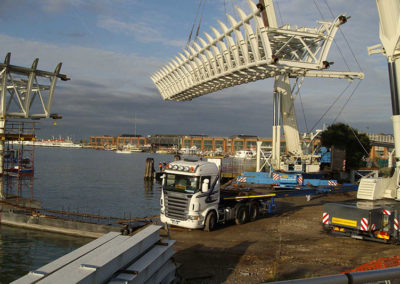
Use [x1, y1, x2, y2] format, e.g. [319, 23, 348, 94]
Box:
[151, 0, 364, 172]
[0, 52, 69, 199]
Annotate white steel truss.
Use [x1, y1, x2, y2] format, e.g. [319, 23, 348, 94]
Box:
[151, 0, 363, 101]
[0, 52, 69, 119]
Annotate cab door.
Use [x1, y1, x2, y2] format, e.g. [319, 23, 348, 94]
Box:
[196, 175, 220, 210]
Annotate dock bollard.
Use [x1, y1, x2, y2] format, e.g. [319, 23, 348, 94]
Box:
[144, 158, 155, 179]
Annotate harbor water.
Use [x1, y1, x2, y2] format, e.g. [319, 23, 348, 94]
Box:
[0, 148, 173, 283]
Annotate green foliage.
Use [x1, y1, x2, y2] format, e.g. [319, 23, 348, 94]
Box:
[320, 123, 371, 170]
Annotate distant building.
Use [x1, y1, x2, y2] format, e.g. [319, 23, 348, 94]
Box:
[116, 135, 147, 148]
[89, 136, 115, 149]
[88, 132, 394, 161]
[364, 132, 394, 160]
[89, 135, 147, 149]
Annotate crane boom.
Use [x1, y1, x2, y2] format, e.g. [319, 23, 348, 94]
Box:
[356, 0, 400, 200]
[274, 74, 303, 156]
[375, 0, 400, 166]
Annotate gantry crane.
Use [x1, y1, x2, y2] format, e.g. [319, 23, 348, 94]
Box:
[0, 52, 69, 199]
[151, 0, 363, 172]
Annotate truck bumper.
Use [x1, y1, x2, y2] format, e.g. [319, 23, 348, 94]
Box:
[160, 214, 204, 229]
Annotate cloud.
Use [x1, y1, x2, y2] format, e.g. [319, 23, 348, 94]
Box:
[97, 16, 186, 48]
[0, 0, 395, 141]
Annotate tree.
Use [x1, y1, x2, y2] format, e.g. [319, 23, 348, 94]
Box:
[320, 123, 371, 170]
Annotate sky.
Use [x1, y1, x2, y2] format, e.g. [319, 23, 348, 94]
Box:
[0, 0, 392, 141]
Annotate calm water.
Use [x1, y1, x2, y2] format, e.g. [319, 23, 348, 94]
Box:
[0, 148, 173, 283]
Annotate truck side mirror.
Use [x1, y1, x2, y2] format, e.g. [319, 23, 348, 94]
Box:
[161, 174, 166, 186]
[202, 179, 210, 193]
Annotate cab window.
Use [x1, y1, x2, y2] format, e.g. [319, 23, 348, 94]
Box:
[165, 174, 199, 193]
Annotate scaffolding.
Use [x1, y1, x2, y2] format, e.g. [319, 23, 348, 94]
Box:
[2, 121, 36, 201]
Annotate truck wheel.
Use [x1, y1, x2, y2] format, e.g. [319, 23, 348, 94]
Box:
[235, 205, 249, 225]
[249, 203, 259, 221]
[204, 211, 217, 232]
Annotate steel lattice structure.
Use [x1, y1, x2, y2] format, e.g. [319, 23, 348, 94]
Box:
[151, 0, 363, 101]
[0, 52, 69, 119]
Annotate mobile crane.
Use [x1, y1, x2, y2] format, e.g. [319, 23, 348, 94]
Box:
[151, 0, 363, 176]
[322, 0, 400, 244]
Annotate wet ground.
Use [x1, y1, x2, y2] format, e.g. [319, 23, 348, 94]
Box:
[162, 192, 400, 283]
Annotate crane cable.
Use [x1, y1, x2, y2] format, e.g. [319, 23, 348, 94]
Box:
[275, 0, 284, 26]
[229, 0, 238, 21]
[187, 0, 203, 47]
[289, 77, 309, 132]
[323, 0, 364, 73]
[195, 0, 207, 38]
[313, 1, 367, 155]
[312, 0, 351, 71]
[309, 0, 364, 132]
[332, 79, 362, 124]
[323, 0, 366, 153]
[348, 118, 371, 156]
[298, 88, 309, 133]
[310, 81, 353, 132]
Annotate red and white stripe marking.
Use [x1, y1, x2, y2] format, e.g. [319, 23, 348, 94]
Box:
[328, 180, 337, 186]
[383, 209, 391, 215]
[236, 177, 247, 183]
[360, 218, 368, 231]
[371, 224, 376, 231]
[297, 176, 303, 185]
[395, 218, 399, 231]
[322, 212, 329, 224]
[272, 173, 279, 181]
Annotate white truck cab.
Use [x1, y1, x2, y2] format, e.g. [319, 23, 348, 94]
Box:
[160, 159, 220, 231]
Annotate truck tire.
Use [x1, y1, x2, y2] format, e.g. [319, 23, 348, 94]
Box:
[235, 205, 249, 225]
[249, 202, 259, 221]
[204, 211, 217, 232]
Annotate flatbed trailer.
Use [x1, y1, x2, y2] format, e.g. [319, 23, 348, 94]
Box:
[236, 171, 340, 188]
[220, 184, 358, 224]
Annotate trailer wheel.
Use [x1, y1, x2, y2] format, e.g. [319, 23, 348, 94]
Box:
[249, 202, 259, 221]
[235, 205, 249, 225]
[204, 211, 217, 232]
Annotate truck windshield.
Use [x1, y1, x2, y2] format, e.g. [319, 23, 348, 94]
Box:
[164, 174, 199, 193]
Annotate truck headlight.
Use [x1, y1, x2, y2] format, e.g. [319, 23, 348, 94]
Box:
[188, 215, 199, 220]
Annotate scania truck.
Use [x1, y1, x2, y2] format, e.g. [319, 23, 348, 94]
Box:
[160, 158, 276, 231]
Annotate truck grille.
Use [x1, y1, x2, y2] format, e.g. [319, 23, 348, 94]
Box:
[164, 191, 189, 220]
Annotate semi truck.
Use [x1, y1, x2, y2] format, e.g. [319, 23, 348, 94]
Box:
[160, 158, 278, 231]
[160, 158, 357, 231]
[322, 0, 400, 244]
